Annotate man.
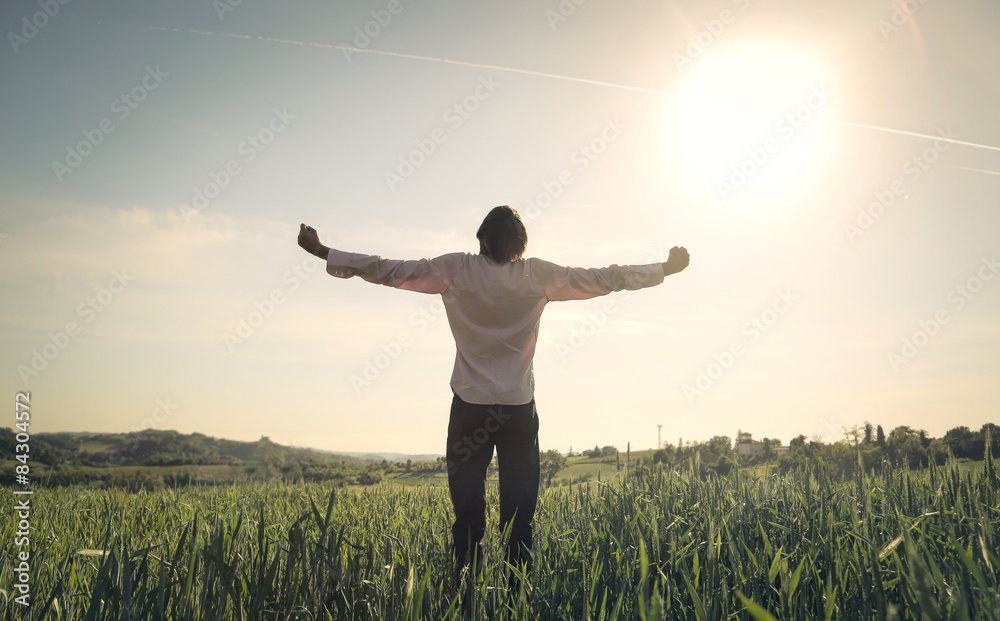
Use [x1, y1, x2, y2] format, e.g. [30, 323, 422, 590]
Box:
[297, 205, 689, 593]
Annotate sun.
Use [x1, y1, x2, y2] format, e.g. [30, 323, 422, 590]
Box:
[676, 47, 833, 194]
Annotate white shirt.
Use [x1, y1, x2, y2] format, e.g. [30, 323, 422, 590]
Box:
[327, 249, 666, 405]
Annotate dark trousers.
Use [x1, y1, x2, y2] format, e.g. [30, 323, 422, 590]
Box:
[446, 392, 540, 574]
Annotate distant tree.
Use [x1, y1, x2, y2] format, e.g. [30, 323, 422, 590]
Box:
[760, 438, 776, 462]
[652, 444, 676, 465]
[983, 424, 1000, 457]
[886, 426, 916, 462]
[863, 422, 874, 445]
[943, 426, 976, 459]
[540, 450, 568, 486]
[707, 435, 732, 458]
[826, 442, 861, 477]
[264, 454, 285, 470]
[876, 425, 886, 449]
[928, 439, 949, 465]
[899, 436, 928, 468]
[712, 455, 735, 476]
[918, 430, 930, 449]
[600, 445, 617, 457]
[284, 462, 303, 483]
[844, 425, 863, 447]
[887, 426, 915, 448]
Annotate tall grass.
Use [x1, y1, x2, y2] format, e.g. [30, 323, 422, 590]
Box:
[2, 455, 998, 620]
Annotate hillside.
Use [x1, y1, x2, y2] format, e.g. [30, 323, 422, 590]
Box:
[0, 427, 364, 468]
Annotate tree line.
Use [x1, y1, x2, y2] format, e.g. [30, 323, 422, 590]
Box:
[647, 422, 998, 478]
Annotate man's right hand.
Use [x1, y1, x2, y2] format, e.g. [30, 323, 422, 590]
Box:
[662, 246, 690, 276]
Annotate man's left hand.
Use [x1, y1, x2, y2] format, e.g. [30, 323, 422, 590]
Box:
[298, 223, 325, 258]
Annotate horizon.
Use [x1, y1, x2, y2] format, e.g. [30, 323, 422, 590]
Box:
[22, 418, 997, 461]
[2, 0, 999, 456]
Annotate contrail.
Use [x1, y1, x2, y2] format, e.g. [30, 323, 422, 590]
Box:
[149, 26, 676, 97]
[150, 25, 1000, 160]
[948, 164, 1000, 176]
[826, 119, 1000, 154]
[334, 45, 678, 97]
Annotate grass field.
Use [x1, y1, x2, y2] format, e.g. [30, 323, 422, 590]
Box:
[382, 454, 627, 488]
[1, 457, 998, 620]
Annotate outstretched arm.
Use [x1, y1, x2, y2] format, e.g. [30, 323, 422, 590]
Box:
[661, 246, 690, 276]
[538, 245, 690, 302]
[297, 223, 450, 293]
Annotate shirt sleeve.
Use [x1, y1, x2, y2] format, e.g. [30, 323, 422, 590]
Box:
[326, 248, 452, 294]
[532, 258, 666, 302]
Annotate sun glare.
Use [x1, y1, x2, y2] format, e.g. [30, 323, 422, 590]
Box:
[676, 48, 832, 196]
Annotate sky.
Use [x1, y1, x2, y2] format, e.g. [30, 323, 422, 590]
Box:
[1, 0, 998, 456]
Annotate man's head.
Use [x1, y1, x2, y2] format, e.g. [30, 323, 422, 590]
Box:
[477, 205, 527, 263]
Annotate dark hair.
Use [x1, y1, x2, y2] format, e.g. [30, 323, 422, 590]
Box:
[476, 205, 527, 263]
